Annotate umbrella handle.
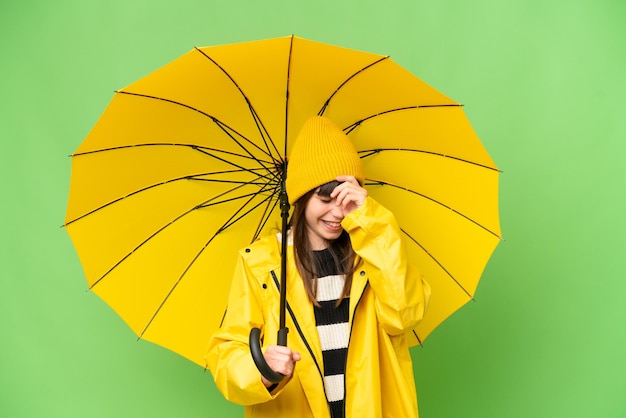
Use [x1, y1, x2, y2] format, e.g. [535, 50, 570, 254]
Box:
[249, 327, 288, 383]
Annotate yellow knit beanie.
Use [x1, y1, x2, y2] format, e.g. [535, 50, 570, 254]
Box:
[286, 116, 364, 205]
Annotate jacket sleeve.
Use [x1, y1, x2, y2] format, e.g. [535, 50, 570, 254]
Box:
[342, 196, 431, 335]
[204, 251, 290, 405]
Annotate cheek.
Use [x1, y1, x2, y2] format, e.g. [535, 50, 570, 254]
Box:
[305, 202, 323, 223]
[303, 205, 317, 226]
[304, 197, 335, 219]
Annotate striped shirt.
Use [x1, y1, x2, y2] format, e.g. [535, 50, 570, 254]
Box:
[313, 249, 349, 418]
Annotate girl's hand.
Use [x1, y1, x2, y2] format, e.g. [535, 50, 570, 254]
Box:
[261, 345, 301, 387]
[331, 175, 368, 214]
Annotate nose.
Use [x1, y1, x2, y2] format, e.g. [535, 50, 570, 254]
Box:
[330, 204, 345, 219]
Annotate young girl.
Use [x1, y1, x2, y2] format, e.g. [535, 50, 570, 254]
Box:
[206, 116, 431, 417]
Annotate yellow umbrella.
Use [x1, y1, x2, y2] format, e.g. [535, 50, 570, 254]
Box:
[64, 35, 501, 368]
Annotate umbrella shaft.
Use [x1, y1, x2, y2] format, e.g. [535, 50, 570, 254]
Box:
[279, 186, 289, 334]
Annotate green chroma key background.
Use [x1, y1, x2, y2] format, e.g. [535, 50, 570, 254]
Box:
[1, 1, 624, 417]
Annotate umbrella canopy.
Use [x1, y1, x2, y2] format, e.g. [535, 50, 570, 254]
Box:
[64, 35, 501, 368]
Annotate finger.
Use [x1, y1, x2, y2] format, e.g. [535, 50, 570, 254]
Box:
[336, 175, 357, 184]
[331, 182, 356, 202]
[266, 345, 292, 356]
[264, 355, 292, 375]
[337, 190, 354, 209]
[331, 176, 358, 197]
[264, 346, 298, 370]
[330, 182, 345, 199]
[335, 187, 361, 206]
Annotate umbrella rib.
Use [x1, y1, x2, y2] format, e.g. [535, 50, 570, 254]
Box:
[192, 47, 283, 162]
[210, 183, 280, 234]
[138, 230, 221, 340]
[66, 140, 280, 227]
[359, 147, 501, 172]
[71, 143, 274, 168]
[284, 35, 295, 158]
[116, 90, 275, 161]
[138, 183, 280, 339]
[196, 189, 274, 210]
[318, 55, 390, 116]
[251, 187, 282, 241]
[342, 105, 464, 135]
[412, 330, 423, 346]
[400, 227, 474, 300]
[89, 176, 272, 290]
[63, 167, 270, 226]
[192, 146, 278, 181]
[364, 177, 502, 240]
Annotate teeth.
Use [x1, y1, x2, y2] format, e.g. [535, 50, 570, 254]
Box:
[325, 221, 340, 227]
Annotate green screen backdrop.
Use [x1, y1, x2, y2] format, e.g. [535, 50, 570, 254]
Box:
[2, 0, 624, 417]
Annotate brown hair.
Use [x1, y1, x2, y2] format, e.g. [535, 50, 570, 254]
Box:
[290, 181, 359, 306]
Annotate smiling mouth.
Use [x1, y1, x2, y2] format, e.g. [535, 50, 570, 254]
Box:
[323, 220, 342, 229]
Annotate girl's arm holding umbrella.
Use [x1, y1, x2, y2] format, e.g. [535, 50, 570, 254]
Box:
[205, 254, 298, 404]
